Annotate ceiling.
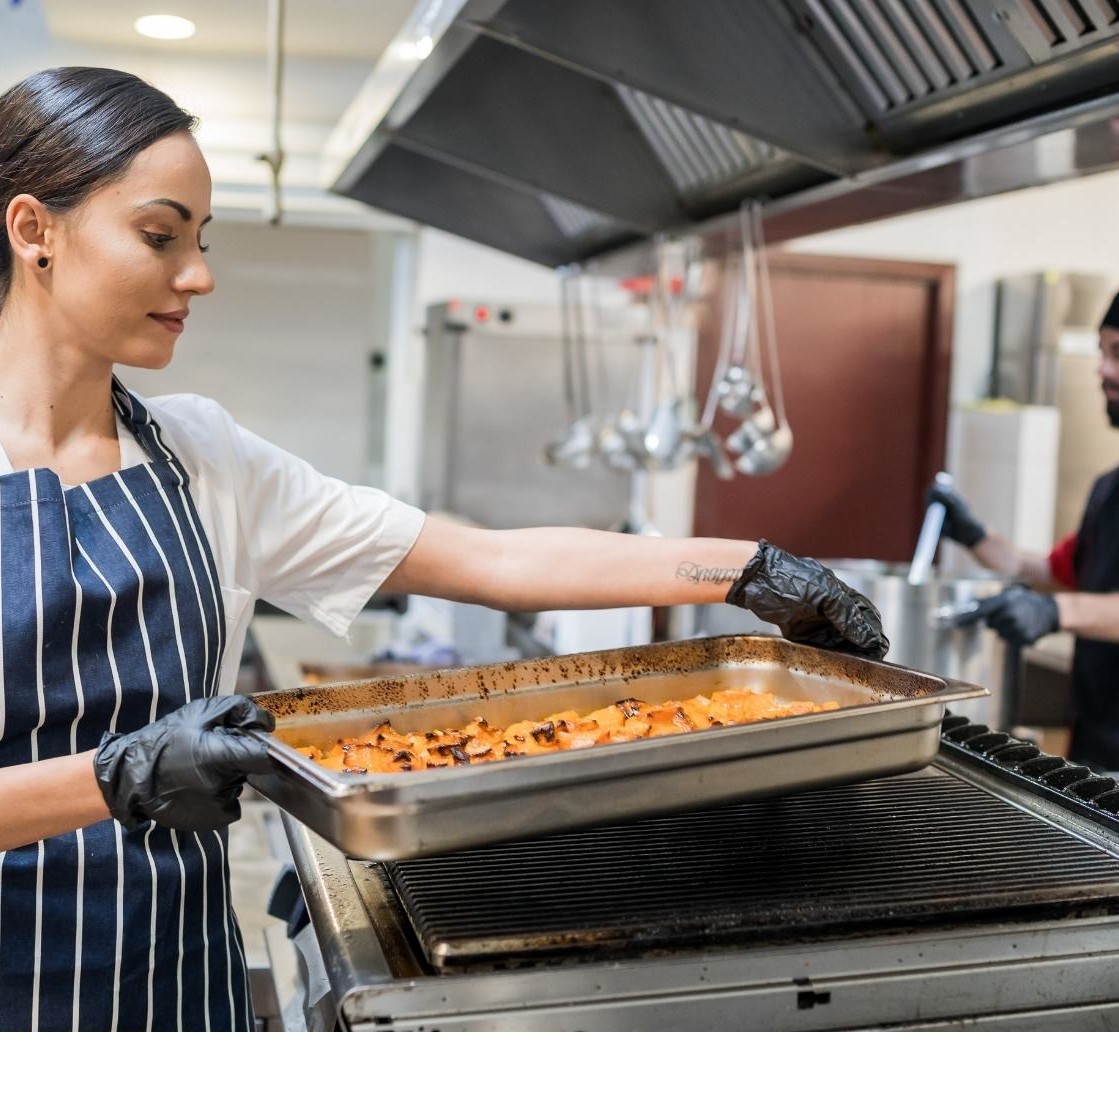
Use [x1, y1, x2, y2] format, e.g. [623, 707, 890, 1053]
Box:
[43, 0, 416, 61]
[0, 0, 420, 227]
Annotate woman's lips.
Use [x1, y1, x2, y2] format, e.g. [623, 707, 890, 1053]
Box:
[149, 312, 186, 335]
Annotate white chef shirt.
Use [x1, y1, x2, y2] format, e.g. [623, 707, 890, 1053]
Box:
[0, 391, 427, 692]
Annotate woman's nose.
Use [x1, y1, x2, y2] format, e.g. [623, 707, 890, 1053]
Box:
[176, 251, 215, 297]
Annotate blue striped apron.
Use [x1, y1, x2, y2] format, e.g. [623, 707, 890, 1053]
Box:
[0, 379, 253, 1031]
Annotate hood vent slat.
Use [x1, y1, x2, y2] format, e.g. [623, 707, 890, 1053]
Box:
[1027, 0, 1097, 43]
[798, 0, 1005, 115]
[539, 196, 623, 242]
[616, 86, 781, 199]
[1005, 0, 1119, 55]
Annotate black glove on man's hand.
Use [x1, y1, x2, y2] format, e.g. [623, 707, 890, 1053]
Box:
[926, 480, 987, 548]
[726, 539, 890, 659]
[94, 695, 277, 831]
[974, 585, 1060, 646]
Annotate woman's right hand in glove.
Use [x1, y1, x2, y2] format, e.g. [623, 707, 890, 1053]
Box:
[726, 539, 890, 659]
[94, 695, 277, 831]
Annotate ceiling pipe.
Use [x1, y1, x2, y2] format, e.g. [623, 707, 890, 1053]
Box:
[257, 0, 286, 225]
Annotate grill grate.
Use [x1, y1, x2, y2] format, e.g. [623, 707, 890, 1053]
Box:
[385, 767, 1119, 969]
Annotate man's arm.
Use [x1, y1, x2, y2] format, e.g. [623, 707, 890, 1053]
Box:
[928, 482, 1061, 588]
[973, 530, 1058, 588]
[1055, 592, 1119, 642]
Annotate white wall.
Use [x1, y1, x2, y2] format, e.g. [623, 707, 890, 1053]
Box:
[117, 220, 385, 484]
[413, 227, 561, 315]
[787, 168, 1119, 404]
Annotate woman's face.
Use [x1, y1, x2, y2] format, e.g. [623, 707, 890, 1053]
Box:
[47, 131, 215, 369]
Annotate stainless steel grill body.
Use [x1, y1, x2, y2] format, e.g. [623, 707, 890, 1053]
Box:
[251, 636, 985, 860]
[282, 749, 1119, 1031]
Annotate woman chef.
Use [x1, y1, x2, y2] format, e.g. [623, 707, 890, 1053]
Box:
[0, 67, 887, 1031]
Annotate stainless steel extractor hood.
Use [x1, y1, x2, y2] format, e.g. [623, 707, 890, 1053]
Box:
[325, 0, 1119, 265]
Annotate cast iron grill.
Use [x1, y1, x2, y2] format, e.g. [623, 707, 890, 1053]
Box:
[940, 713, 1119, 816]
[384, 764, 1119, 970]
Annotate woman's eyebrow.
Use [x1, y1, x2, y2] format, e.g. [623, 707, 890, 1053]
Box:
[134, 198, 213, 225]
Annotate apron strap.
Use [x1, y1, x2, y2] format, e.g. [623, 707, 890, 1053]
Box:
[110, 375, 176, 465]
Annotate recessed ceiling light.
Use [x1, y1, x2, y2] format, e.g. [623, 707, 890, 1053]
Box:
[134, 14, 197, 41]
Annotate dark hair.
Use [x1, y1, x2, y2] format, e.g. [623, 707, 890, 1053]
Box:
[0, 67, 197, 310]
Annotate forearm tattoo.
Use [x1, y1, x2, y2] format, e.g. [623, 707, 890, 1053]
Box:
[675, 561, 741, 585]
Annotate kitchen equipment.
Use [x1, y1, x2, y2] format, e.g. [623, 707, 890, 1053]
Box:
[326, 1, 1119, 267]
[993, 271, 1112, 407]
[280, 713, 1119, 1030]
[826, 560, 1008, 729]
[725, 200, 793, 475]
[544, 269, 597, 470]
[907, 470, 954, 586]
[942, 404, 1061, 580]
[985, 271, 1117, 546]
[419, 300, 629, 529]
[250, 635, 984, 861]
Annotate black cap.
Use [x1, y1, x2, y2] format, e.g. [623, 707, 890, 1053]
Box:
[1101, 291, 1119, 331]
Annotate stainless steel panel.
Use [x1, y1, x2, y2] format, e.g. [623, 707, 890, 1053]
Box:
[250, 635, 985, 860]
[824, 561, 1008, 727]
[419, 301, 631, 530]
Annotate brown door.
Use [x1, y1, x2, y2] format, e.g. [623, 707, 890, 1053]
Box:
[693, 252, 954, 561]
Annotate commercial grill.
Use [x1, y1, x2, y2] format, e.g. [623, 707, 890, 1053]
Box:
[279, 714, 1119, 1030]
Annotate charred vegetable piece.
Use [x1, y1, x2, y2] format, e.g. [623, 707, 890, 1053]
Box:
[294, 687, 839, 773]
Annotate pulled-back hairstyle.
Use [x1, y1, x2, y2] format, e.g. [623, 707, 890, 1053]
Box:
[0, 67, 196, 311]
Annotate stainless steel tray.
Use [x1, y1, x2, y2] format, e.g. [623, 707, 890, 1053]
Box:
[249, 635, 987, 860]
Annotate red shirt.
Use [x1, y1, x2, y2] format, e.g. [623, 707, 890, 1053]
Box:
[1048, 532, 1078, 589]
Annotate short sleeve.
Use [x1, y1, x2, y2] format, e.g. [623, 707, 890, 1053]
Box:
[140, 392, 425, 635]
[1048, 532, 1078, 590]
[225, 422, 425, 634]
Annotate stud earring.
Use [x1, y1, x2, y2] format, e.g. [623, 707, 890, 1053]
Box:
[37, 257, 49, 269]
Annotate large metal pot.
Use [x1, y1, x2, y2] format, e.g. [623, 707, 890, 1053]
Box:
[825, 560, 1008, 729]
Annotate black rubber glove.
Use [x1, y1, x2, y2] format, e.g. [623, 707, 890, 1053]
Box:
[973, 585, 1060, 646]
[726, 539, 890, 659]
[926, 480, 987, 548]
[94, 695, 277, 831]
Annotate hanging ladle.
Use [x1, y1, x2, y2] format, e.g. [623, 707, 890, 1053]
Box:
[728, 200, 793, 476]
[543, 267, 597, 470]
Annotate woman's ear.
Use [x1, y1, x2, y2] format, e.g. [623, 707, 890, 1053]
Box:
[6, 193, 53, 270]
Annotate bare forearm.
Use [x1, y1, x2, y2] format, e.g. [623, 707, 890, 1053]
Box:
[487, 529, 757, 611]
[1056, 592, 1119, 642]
[384, 520, 757, 612]
[972, 531, 1052, 586]
[0, 753, 111, 851]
